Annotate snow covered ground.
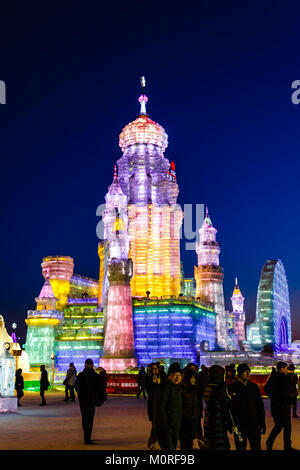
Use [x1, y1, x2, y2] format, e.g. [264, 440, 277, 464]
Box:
[0, 391, 299, 450]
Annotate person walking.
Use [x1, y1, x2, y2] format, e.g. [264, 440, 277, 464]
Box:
[264, 361, 296, 451]
[136, 366, 147, 399]
[63, 362, 77, 402]
[203, 365, 232, 450]
[145, 362, 162, 449]
[179, 367, 199, 450]
[228, 363, 266, 450]
[39, 365, 50, 406]
[74, 358, 107, 445]
[153, 362, 182, 451]
[15, 369, 24, 407]
[287, 364, 299, 418]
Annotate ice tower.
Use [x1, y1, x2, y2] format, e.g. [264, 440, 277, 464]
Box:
[231, 278, 246, 345]
[194, 208, 227, 349]
[100, 166, 137, 371]
[227, 278, 246, 350]
[114, 77, 183, 298]
[25, 270, 64, 367]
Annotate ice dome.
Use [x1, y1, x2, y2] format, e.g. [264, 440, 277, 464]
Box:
[119, 94, 168, 152]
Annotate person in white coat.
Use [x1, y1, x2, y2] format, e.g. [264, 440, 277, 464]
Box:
[63, 363, 77, 402]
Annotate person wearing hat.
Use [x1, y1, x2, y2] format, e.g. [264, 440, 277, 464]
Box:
[153, 362, 182, 450]
[287, 364, 299, 418]
[228, 363, 265, 450]
[264, 361, 296, 451]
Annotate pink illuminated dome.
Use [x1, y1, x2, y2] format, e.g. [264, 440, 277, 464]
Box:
[119, 93, 168, 152]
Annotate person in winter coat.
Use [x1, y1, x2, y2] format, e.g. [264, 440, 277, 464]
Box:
[136, 366, 147, 399]
[39, 365, 50, 406]
[74, 358, 107, 444]
[287, 364, 298, 418]
[187, 363, 204, 440]
[264, 361, 295, 451]
[98, 367, 108, 403]
[153, 362, 182, 451]
[63, 363, 77, 402]
[179, 367, 200, 450]
[15, 369, 24, 407]
[203, 365, 231, 450]
[145, 362, 163, 449]
[228, 363, 266, 450]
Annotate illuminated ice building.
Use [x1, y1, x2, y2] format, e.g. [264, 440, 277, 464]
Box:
[24, 80, 293, 374]
[247, 259, 292, 353]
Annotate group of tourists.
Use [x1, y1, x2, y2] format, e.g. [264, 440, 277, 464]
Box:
[137, 360, 299, 451]
[15, 358, 299, 449]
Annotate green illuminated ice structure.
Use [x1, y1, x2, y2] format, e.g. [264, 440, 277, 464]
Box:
[25, 276, 63, 368]
[247, 259, 292, 352]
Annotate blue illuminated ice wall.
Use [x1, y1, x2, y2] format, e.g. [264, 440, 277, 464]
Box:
[133, 299, 216, 367]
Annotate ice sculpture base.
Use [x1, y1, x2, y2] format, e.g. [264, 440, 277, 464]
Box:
[0, 396, 18, 412]
[100, 357, 137, 373]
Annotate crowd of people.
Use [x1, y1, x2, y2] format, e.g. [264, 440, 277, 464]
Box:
[15, 359, 299, 449]
[137, 360, 299, 451]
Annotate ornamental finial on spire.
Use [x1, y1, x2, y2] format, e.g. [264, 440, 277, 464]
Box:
[139, 76, 148, 116]
[114, 164, 117, 179]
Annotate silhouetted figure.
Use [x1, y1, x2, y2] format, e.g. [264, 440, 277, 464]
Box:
[98, 367, 108, 403]
[63, 362, 77, 402]
[146, 362, 162, 449]
[265, 361, 295, 451]
[74, 358, 107, 444]
[39, 365, 49, 406]
[196, 364, 208, 440]
[153, 362, 182, 451]
[203, 365, 231, 450]
[15, 369, 24, 407]
[229, 363, 265, 450]
[136, 366, 147, 399]
[287, 364, 299, 418]
[179, 367, 199, 450]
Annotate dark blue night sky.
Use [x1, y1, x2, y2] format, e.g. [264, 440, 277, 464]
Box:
[1, 1, 300, 343]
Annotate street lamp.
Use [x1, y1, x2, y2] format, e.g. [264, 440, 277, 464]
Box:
[50, 353, 55, 390]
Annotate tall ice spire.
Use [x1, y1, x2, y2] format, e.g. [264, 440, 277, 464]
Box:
[194, 208, 227, 349]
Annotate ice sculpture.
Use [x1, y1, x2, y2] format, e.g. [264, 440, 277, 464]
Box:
[0, 342, 18, 411]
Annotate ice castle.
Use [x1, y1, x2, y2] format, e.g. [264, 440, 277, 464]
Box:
[24, 79, 293, 373]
